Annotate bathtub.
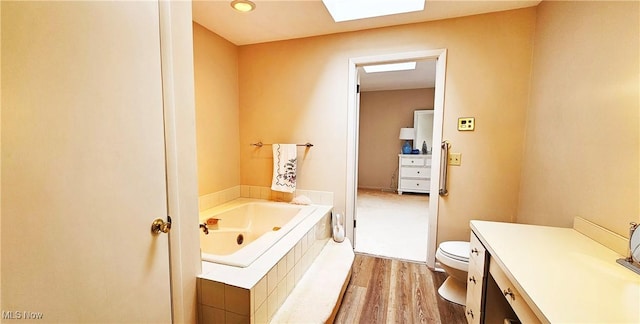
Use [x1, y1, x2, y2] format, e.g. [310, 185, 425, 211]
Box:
[200, 201, 316, 267]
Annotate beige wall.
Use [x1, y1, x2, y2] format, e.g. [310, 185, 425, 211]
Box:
[238, 8, 536, 244]
[193, 22, 241, 196]
[358, 88, 434, 190]
[517, 1, 640, 236]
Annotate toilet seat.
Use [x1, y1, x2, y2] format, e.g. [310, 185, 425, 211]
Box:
[438, 241, 470, 263]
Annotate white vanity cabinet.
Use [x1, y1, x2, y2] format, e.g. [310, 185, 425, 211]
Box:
[467, 220, 640, 324]
[397, 154, 431, 195]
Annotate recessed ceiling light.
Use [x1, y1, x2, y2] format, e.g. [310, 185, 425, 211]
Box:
[231, 0, 255, 13]
[363, 62, 417, 73]
[322, 0, 425, 22]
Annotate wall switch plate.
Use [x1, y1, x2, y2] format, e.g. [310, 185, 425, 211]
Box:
[449, 153, 461, 166]
[458, 117, 475, 131]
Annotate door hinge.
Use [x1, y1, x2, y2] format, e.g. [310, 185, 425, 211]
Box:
[353, 219, 357, 228]
[356, 84, 360, 93]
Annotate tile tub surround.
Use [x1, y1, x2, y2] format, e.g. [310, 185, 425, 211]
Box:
[198, 200, 333, 323]
[199, 185, 334, 211]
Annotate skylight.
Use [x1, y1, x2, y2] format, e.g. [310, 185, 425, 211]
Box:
[363, 62, 417, 73]
[322, 0, 425, 22]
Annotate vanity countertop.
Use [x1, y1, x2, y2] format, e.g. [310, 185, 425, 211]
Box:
[471, 220, 640, 323]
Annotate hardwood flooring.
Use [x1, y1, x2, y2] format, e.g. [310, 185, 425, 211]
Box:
[335, 254, 466, 324]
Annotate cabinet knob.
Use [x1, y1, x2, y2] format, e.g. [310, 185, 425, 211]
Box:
[503, 288, 516, 301]
[466, 309, 474, 318]
[471, 248, 480, 255]
[469, 276, 476, 284]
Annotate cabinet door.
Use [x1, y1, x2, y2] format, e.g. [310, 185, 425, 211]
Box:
[466, 232, 488, 323]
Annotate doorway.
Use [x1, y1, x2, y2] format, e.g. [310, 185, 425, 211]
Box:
[346, 50, 447, 268]
[354, 60, 436, 262]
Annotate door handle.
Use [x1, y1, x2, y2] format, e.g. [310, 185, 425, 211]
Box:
[151, 216, 172, 234]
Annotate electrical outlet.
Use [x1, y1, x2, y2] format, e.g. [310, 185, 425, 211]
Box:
[449, 153, 461, 166]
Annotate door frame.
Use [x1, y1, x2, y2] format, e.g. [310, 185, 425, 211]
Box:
[158, 1, 200, 323]
[346, 49, 447, 268]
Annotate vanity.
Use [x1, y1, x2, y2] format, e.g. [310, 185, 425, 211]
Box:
[466, 220, 640, 323]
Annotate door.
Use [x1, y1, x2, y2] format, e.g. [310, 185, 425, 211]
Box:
[2, 1, 172, 322]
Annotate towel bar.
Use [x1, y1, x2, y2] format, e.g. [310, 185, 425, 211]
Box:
[251, 142, 313, 148]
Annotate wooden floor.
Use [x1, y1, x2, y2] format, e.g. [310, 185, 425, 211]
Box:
[335, 254, 466, 324]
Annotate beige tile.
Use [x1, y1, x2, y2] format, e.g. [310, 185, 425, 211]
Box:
[294, 262, 304, 283]
[225, 311, 249, 324]
[301, 233, 308, 254]
[267, 291, 278, 320]
[197, 278, 202, 304]
[267, 265, 278, 294]
[253, 275, 267, 313]
[286, 271, 295, 295]
[254, 301, 268, 324]
[225, 284, 250, 316]
[277, 281, 287, 306]
[306, 229, 315, 247]
[201, 305, 225, 323]
[260, 187, 271, 200]
[250, 186, 262, 199]
[286, 249, 295, 272]
[240, 185, 250, 198]
[200, 279, 225, 308]
[277, 258, 287, 283]
[294, 241, 302, 262]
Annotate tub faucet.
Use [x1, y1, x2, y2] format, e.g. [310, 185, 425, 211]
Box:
[199, 223, 209, 235]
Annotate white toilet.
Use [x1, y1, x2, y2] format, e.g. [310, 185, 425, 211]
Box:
[435, 241, 470, 306]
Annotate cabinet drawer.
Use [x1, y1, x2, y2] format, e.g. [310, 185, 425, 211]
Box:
[400, 157, 426, 166]
[466, 264, 484, 309]
[489, 259, 541, 324]
[400, 167, 430, 179]
[466, 232, 487, 322]
[465, 281, 482, 323]
[399, 179, 430, 191]
[465, 302, 481, 324]
[469, 233, 487, 270]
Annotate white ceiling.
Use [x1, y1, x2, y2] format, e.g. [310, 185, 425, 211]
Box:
[192, 0, 541, 90]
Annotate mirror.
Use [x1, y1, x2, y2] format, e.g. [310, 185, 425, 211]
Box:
[631, 223, 640, 264]
[617, 222, 640, 275]
[413, 110, 434, 154]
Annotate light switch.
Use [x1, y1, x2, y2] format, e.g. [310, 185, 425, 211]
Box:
[458, 117, 475, 131]
[449, 153, 461, 166]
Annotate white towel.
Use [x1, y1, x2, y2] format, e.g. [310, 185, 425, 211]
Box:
[271, 144, 297, 193]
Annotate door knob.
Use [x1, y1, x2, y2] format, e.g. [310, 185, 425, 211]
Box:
[151, 216, 172, 234]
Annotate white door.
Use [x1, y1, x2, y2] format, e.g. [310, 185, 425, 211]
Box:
[2, 1, 172, 322]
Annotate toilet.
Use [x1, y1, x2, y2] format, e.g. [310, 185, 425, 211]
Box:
[435, 241, 470, 306]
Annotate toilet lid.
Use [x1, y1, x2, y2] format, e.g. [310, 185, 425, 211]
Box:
[439, 241, 470, 262]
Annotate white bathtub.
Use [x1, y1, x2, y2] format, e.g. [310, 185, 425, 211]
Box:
[199, 201, 316, 267]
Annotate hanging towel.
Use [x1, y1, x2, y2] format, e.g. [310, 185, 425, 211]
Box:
[271, 144, 297, 193]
